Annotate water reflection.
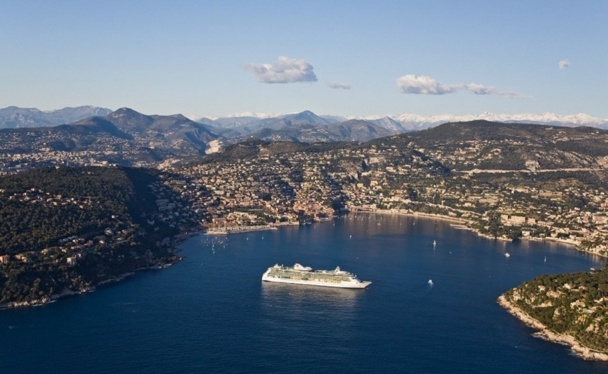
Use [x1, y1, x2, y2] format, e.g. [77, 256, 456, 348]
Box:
[258, 281, 362, 358]
[343, 212, 461, 240]
[261, 281, 362, 308]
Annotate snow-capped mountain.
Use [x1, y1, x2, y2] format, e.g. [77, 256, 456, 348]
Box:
[391, 112, 608, 129]
[203, 111, 608, 132]
[3, 106, 607, 142]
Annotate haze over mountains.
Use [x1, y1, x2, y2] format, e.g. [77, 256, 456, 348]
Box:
[2, 104, 608, 179]
[1, 106, 608, 161]
[0, 107, 219, 164]
[2, 106, 607, 133]
[0, 106, 112, 129]
[197, 110, 608, 131]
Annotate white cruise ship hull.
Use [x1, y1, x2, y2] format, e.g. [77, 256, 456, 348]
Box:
[261, 267, 372, 289]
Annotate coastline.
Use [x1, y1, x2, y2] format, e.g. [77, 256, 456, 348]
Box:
[1, 221, 290, 310]
[350, 207, 600, 255]
[497, 294, 608, 361]
[205, 222, 299, 235]
[349, 207, 467, 224]
[0, 256, 182, 310]
[0, 210, 595, 310]
[206, 225, 278, 235]
[199, 208, 602, 258]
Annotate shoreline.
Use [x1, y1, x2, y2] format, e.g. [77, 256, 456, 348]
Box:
[1, 210, 597, 310]
[0, 256, 181, 310]
[350, 208, 602, 256]
[206, 225, 278, 235]
[349, 207, 467, 224]
[204, 221, 300, 235]
[497, 295, 608, 361]
[201, 209, 593, 256]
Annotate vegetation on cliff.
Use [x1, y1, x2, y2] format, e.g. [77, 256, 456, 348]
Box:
[503, 266, 608, 354]
[0, 166, 192, 306]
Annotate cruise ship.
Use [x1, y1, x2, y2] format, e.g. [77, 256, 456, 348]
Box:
[262, 263, 372, 289]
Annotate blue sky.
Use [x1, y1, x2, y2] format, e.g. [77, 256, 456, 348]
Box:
[1, 1, 606, 118]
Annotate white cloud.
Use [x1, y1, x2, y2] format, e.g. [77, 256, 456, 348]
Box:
[559, 59, 570, 69]
[244, 56, 317, 84]
[463, 83, 496, 95]
[396, 74, 522, 98]
[463, 83, 521, 98]
[328, 82, 352, 90]
[396, 75, 456, 95]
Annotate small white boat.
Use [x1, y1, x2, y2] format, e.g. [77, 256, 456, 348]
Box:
[428, 279, 434, 286]
[505, 252, 510, 258]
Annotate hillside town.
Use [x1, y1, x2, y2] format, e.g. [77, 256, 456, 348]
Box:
[2, 123, 608, 260]
[153, 140, 608, 257]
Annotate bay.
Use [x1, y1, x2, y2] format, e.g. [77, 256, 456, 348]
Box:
[1, 213, 607, 373]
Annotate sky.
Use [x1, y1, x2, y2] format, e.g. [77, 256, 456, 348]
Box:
[1, 1, 606, 118]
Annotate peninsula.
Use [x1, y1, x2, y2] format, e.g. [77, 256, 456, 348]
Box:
[499, 267, 608, 361]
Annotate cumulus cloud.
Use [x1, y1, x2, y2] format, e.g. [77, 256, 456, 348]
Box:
[328, 82, 352, 90]
[396, 75, 456, 95]
[396, 74, 522, 98]
[559, 59, 570, 69]
[244, 56, 317, 84]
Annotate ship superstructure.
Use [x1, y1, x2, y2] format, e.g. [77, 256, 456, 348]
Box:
[262, 263, 371, 289]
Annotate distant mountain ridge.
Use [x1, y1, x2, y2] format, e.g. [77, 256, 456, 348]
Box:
[71, 107, 219, 153]
[389, 112, 608, 130]
[2, 106, 608, 153]
[193, 112, 608, 145]
[0, 106, 112, 129]
[3, 105, 607, 134]
[198, 110, 608, 144]
[0, 107, 219, 165]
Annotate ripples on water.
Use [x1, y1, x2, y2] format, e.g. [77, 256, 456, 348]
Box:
[259, 283, 361, 369]
[1, 213, 607, 374]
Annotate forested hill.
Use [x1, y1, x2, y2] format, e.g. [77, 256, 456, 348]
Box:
[502, 266, 608, 355]
[0, 166, 196, 306]
[370, 121, 608, 171]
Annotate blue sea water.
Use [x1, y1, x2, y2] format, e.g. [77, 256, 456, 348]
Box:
[1, 214, 607, 373]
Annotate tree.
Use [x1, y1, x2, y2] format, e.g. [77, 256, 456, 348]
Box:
[487, 210, 501, 238]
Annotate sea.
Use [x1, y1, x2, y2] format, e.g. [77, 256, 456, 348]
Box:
[1, 213, 607, 374]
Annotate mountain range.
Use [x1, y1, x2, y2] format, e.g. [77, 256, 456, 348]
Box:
[1, 106, 608, 165]
[0, 106, 113, 129]
[197, 111, 608, 133]
[0, 107, 219, 165]
[2, 106, 607, 134]
[194, 110, 608, 144]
